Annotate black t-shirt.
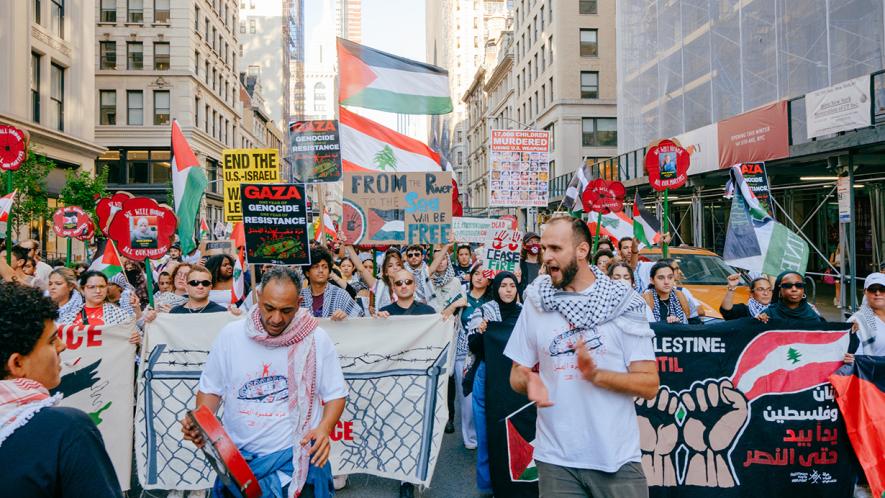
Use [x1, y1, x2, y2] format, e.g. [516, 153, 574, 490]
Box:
[720, 303, 751, 320]
[380, 301, 436, 316]
[169, 301, 227, 314]
[658, 298, 671, 321]
[0, 406, 123, 498]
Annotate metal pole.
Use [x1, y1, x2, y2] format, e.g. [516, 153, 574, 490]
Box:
[5, 172, 12, 265]
[848, 155, 857, 313]
[662, 189, 670, 258]
[145, 260, 155, 308]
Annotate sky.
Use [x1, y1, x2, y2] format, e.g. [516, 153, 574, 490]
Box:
[361, 0, 426, 62]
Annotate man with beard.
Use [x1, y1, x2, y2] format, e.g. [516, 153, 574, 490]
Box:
[504, 215, 659, 497]
[182, 266, 346, 497]
[402, 245, 447, 304]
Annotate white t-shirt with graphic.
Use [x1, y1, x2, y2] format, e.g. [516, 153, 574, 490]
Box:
[504, 285, 656, 472]
[199, 320, 348, 458]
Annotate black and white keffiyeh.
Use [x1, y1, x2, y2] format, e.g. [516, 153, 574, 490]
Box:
[300, 284, 365, 318]
[647, 290, 688, 324]
[526, 266, 650, 330]
[748, 298, 768, 317]
[405, 262, 437, 304]
[431, 262, 456, 289]
[56, 291, 84, 325]
[851, 304, 880, 353]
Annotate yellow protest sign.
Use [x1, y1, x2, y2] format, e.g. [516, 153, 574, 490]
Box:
[222, 148, 280, 222]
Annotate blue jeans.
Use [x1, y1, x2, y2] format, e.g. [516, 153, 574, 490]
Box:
[471, 361, 492, 493]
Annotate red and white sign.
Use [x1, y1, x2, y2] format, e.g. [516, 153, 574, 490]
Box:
[52, 206, 95, 241]
[581, 179, 626, 214]
[717, 101, 789, 168]
[0, 125, 28, 171]
[96, 191, 134, 236]
[107, 197, 177, 261]
[645, 139, 690, 191]
[481, 229, 523, 278]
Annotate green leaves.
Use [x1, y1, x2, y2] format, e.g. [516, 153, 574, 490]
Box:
[59, 166, 109, 228]
[373, 145, 397, 171]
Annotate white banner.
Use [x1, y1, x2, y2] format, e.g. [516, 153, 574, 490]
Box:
[676, 123, 720, 175]
[56, 321, 138, 490]
[806, 74, 872, 138]
[452, 217, 509, 243]
[136, 313, 454, 490]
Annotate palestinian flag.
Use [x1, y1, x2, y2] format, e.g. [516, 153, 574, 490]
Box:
[368, 207, 404, 241]
[506, 403, 538, 482]
[587, 211, 634, 247]
[88, 240, 124, 279]
[562, 166, 591, 213]
[731, 329, 849, 401]
[0, 190, 16, 224]
[199, 217, 210, 240]
[829, 355, 885, 498]
[171, 120, 208, 256]
[231, 247, 245, 304]
[632, 191, 661, 249]
[340, 106, 443, 173]
[723, 165, 809, 275]
[337, 38, 452, 115]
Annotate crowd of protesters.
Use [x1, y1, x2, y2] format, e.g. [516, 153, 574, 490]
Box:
[2, 219, 884, 498]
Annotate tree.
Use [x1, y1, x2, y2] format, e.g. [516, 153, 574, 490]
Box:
[786, 347, 802, 364]
[373, 145, 397, 171]
[59, 166, 109, 226]
[8, 147, 53, 235]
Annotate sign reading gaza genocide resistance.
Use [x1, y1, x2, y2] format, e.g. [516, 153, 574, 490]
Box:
[222, 148, 281, 222]
[240, 183, 311, 265]
[341, 172, 453, 245]
[289, 120, 342, 183]
[481, 229, 522, 278]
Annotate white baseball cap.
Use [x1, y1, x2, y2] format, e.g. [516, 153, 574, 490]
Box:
[864, 272, 885, 290]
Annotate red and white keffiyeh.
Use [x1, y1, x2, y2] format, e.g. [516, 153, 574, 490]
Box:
[0, 378, 62, 447]
[244, 306, 320, 497]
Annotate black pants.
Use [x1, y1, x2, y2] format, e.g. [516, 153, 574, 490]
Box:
[447, 375, 455, 422]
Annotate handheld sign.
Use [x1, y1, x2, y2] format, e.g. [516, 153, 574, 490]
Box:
[96, 192, 135, 236]
[222, 148, 281, 223]
[0, 125, 28, 171]
[645, 139, 689, 192]
[188, 405, 262, 498]
[240, 183, 311, 265]
[289, 120, 342, 183]
[482, 230, 523, 278]
[582, 179, 626, 253]
[52, 206, 94, 240]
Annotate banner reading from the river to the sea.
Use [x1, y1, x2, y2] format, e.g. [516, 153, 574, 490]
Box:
[55, 321, 138, 490]
[643, 319, 856, 497]
[222, 148, 281, 222]
[341, 172, 453, 245]
[488, 130, 550, 207]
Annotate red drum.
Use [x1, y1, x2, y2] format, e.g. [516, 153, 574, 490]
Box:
[188, 405, 263, 498]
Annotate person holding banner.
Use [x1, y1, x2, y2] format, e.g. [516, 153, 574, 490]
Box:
[642, 262, 690, 325]
[0, 283, 123, 497]
[59, 271, 136, 327]
[345, 247, 404, 314]
[154, 262, 191, 310]
[505, 216, 658, 497]
[845, 273, 885, 362]
[403, 245, 447, 305]
[759, 271, 825, 323]
[182, 266, 346, 498]
[454, 244, 475, 289]
[377, 269, 437, 317]
[205, 254, 236, 307]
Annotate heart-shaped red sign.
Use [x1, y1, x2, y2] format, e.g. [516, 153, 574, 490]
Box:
[581, 179, 626, 214]
[0, 125, 28, 171]
[107, 196, 178, 261]
[96, 191, 134, 236]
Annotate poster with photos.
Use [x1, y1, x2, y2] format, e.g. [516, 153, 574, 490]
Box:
[488, 130, 550, 207]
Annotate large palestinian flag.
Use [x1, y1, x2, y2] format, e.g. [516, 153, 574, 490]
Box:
[337, 38, 452, 115]
[170, 120, 207, 256]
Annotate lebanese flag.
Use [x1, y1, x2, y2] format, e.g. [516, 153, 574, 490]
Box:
[232, 221, 245, 250]
[88, 240, 124, 279]
[829, 355, 885, 498]
[337, 38, 452, 115]
[587, 211, 634, 247]
[315, 212, 338, 242]
[731, 329, 849, 401]
[171, 120, 208, 256]
[0, 190, 16, 223]
[231, 247, 245, 304]
[340, 106, 444, 173]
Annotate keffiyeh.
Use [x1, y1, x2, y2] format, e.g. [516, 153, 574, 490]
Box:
[748, 298, 768, 317]
[647, 290, 688, 324]
[852, 304, 880, 353]
[405, 262, 436, 304]
[244, 306, 320, 497]
[56, 291, 84, 325]
[300, 285, 364, 318]
[0, 378, 62, 447]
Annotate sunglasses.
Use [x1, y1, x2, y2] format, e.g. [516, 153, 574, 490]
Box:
[188, 280, 212, 288]
[407, 252, 422, 257]
[394, 279, 415, 287]
[780, 282, 806, 290]
[867, 284, 885, 294]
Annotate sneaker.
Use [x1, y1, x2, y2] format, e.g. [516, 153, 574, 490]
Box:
[464, 443, 477, 450]
[333, 475, 348, 490]
[444, 420, 455, 433]
[399, 482, 415, 498]
[855, 484, 873, 498]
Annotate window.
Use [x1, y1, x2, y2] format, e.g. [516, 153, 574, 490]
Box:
[527, 62, 532, 84]
[211, 68, 216, 90]
[127, 42, 143, 69]
[194, 96, 199, 124]
[239, 20, 245, 33]
[31, 53, 40, 123]
[99, 41, 116, 69]
[128, 0, 143, 22]
[204, 18, 209, 39]
[99, 90, 116, 125]
[204, 104, 209, 132]
[153, 90, 170, 125]
[50, 0, 63, 37]
[194, 5, 199, 30]
[314, 82, 327, 112]
[580, 29, 598, 57]
[194, 51, 199, 74]
[100, 0, 115, 22]
[540, 7, 544, 30]
[127, 150, 149, 183]
[154, 42, 170, 69]
[150, 150, 171, 183]
[50, 63, 63, 131]
[34, 0, 41, 24]
[249, 18, 256, 33]
[581, 71, 599, 98]
[127, 90, 143, 125]
[549, 0, 553, 21]
[154, 0, 170, 23]
[204, 61, 209, 83]
[579, 0, 597, 14]
[581, 117, 617, 146]
[548, 37, 553, 65]
[549, 76, 554, 100]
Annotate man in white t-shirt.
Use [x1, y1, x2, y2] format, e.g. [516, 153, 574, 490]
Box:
[505, 216, 659, 498]
[182, 266, 347, 498]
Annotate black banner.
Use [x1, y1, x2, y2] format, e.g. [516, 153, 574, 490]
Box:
[645, 318, 857, 497]
[484, 321, 539, 498]
[289, 120, 342, 183]
[240, 183, 311, 265]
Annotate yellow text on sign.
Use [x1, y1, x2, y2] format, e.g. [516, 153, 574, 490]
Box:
[222, 148, 280, 222]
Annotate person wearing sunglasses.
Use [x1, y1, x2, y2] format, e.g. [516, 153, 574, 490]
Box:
[758, 271, 824, 322]
[169, 265, 228, 314]
[376, 269, 436, 317]
[402, 244, 448, 305]
[845, 273, 885, 361]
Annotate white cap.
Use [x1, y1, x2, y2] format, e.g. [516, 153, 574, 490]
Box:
[864, 272, 885, 289]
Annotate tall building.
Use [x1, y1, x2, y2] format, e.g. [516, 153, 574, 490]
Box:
[238, 0, 289, 131]
[238, 68, 285, 155]
[0, 0, 104, 259]
[94, 0, 242, 231]
[287, 0, 305, 121]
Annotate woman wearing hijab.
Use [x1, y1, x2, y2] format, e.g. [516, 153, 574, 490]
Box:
[465, 272, 521, 496]
[642, 262, 690, 324]
[759, 271, 824, 322]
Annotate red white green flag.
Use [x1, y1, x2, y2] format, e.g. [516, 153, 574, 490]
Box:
[506, 403, 538, 482]
[339, 107, 443, 173]
[199, 217, 209, 240]
[0, 190, 16, 224]
[171, 120, 208, 256]
[231, 248, 245, 304]
[88, 241, 124, 279]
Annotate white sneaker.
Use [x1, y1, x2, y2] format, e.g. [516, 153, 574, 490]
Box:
[333, 474, 348, 490]
[464, 443, 477, 450]
[854, 484, 872, 498]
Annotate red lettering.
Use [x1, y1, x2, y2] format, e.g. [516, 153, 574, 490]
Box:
[329, 421, 354, 442]
[290, 120, 335, 132]
[87, 326, 103, 347]
[243, 185, 302, 200]
[57, 326, 103, 350]
[656, 356, 684, 373]
[741, 163, 763, 174]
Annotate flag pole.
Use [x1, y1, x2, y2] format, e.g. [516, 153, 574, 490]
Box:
[662, 189, 670, 258]
[65, 238, 72, 267]
[5, 172, 12, 265]
[145, 260, 155, 308]
[591, 211, 602, 254]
